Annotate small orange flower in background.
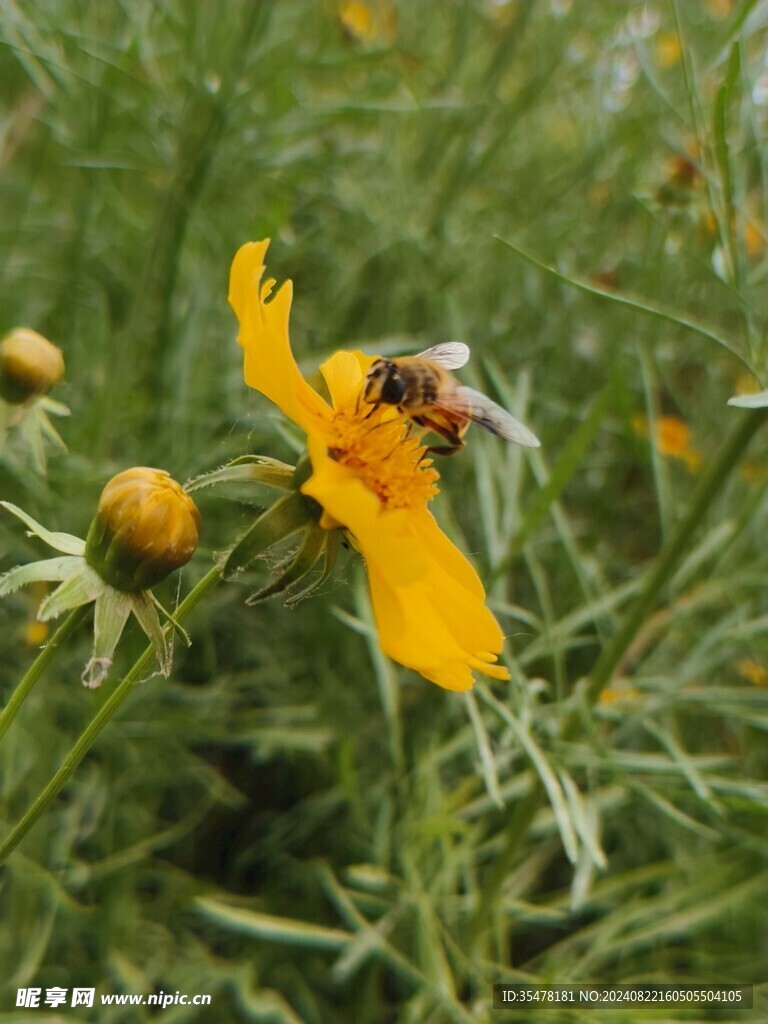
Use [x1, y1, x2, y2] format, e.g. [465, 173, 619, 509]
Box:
[735, 658, 768, 687]
[24, 582, 49, 647]
[229, 240, 510, 692]
[744, 217, 765, 261]
[733, 372, 760, 399]
[655, 144, 703, 207]
[632, 413, 702, 472]
[698, 207, 765, 262]
[740, 459, 768, 484]
[655, 32, 682, 68]
[666, 153, 700, 189]
[598, 683, 642, 706]
[706, 0, 732, 19]
[338, 1, 396, 46]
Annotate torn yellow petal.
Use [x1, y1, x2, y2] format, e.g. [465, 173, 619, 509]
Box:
[229, 241, 331, 433]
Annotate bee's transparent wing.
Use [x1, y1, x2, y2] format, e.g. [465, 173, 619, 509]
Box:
[417, 341, 470, 369]
[456, 386, 541, 447]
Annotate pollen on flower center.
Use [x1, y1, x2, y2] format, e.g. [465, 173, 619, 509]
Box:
[328, 396, 439, 510]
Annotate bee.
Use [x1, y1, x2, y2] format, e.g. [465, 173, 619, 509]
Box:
[363, 342, 540, 454]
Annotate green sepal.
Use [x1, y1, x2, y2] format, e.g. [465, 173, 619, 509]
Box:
[185, 456, 296, 494]
[1, 501, 85, 555]
[0, 556, 82, 599]
[245, 525, 327, 605]
[150, 592, 191, 647]
[38, 566, 104, 621]
[292, 453, 314, 489]
[285, 527, 341, 607]
[37, 396, 70, 418]
[130, 592, 172, 676]
[36, 406, 68, 450]
[223, 490, 318, 580]
[83, 588, 133, 688]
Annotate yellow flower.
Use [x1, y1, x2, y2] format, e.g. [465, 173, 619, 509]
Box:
[0, 327, 64, 405]
[744, 217, 765, 261]
[338, 1, 396, 45]
[229, 240, 509, 692]
[706, 0, 732, 19]
[2, 472, 199, 686]
[632, 413, 702, 472]
[86, 468, 201, 592]
[656, 32, 682, 68]
[598, 684, 642, 706]
[735, 658, 768, 687]
[740, 458, 768, 484]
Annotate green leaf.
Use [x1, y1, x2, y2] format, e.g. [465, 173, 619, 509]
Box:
[195, 897, 352, 949]
[463, 690, 503, 809]
[492, 382, 616, 581]
[496, 236, 744, 361]
[479, 687, 579, 863]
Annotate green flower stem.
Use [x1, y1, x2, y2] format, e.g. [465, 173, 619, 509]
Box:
[0, 605, 89, 744]
[566, 406, 768, 737]
[0, 565, 221, 864]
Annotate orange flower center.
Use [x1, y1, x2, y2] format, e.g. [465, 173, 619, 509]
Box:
[326, 395, 439, 510]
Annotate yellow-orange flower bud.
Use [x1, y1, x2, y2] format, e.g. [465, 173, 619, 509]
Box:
[0, 328, 65, 405]
[85, 468, 201, 592]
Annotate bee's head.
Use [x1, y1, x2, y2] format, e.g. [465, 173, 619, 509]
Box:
[364, 359, 406, 406]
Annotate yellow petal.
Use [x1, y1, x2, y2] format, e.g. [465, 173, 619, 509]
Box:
[303, 437, 428, 586]
[303, 441, 508, 691]
[319, 349, 376, 409]
[365, 543, 508, 692]
[229, 241, 330, 433]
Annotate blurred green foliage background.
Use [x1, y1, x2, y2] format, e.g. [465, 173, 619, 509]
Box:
[2, 0, 768, 1021]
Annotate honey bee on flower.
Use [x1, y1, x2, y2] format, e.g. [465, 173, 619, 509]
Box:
[363, 343, 540, 455]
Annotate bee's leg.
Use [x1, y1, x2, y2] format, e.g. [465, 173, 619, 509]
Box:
[426, 441, 465, 457]
[422, 422, 465, 458]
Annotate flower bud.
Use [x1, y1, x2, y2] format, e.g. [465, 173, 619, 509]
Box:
[0, 328, 65, 405]
[85, 468, 201, 592]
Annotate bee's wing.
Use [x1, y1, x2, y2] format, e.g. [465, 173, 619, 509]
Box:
[416, 341, 470, 369]
[455, 386, 541, 447]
